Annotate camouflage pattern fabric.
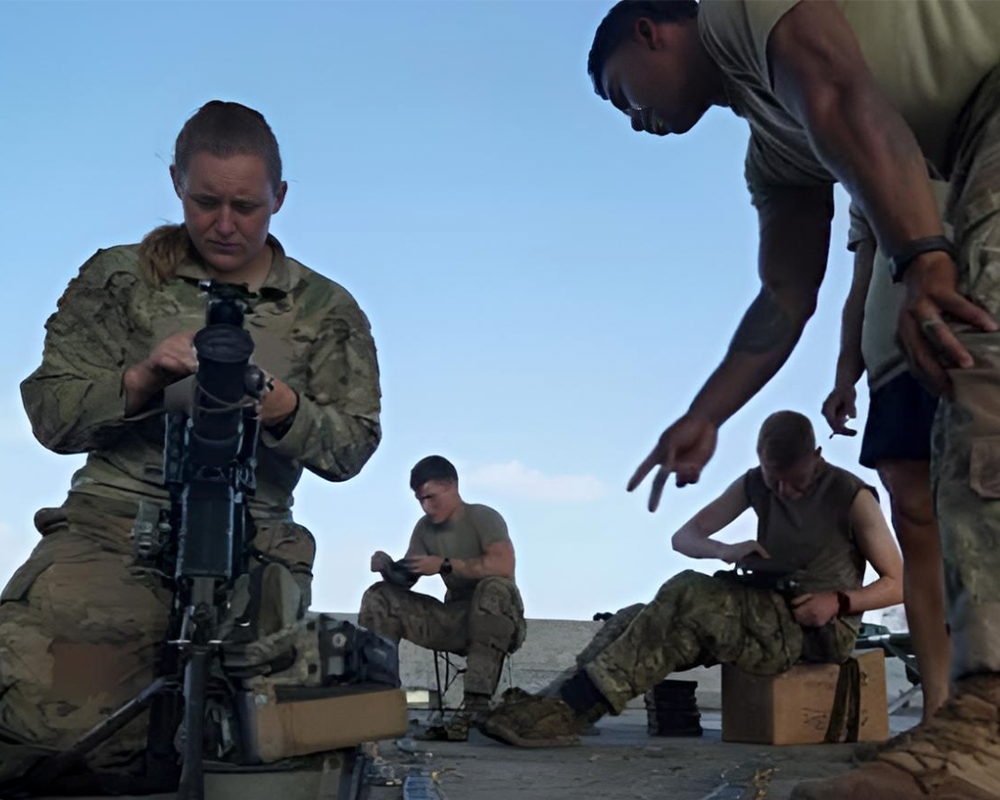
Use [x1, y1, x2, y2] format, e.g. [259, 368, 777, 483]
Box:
[359, 577, 526, 698]
[0, 494, 316, 780]
[0, 233, 379, 779]
[582, 571, 856, 714]
[933, 66, 1000, 677]
[19, 233, 382, 520]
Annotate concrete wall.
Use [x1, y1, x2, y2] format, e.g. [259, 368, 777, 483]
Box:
[337, 614, 919, 714]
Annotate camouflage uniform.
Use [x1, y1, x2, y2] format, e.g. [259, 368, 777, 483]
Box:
[360, 502, 526, 711]
[933, 66, 1000, 680]
[1, 233, 381, 777]
[359, 577, 526, 704]
[579, 571, 856, 715]
[481, 570, 858, 748]
[481, 462, 869, 747]
[573, 462, 866, 715]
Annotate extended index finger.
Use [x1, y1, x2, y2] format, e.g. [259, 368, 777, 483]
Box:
[648, 465, 673, 512]
[628, 442, 672, 493]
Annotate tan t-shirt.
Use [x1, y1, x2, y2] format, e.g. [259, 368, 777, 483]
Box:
[847, 180, 952, 392]
[409, 502, 513, 601]
[698, 0, 1000, 209]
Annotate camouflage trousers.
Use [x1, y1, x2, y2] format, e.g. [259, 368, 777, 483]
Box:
[574, 571, 856, 714]
[0, 492, 316, 781]
[934, 66, 1000, 677]
[358, 578, 526, 701]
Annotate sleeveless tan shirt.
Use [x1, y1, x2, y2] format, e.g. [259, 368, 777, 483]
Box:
[743, 461, 875, 597]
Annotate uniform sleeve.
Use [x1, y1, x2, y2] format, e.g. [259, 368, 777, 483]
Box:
[743, 467, 765, 509]
[475, 506, 511, 550]
[20, 249, 140, 454]
[744, 130, 835, 209]
[698, 0, 802, 88]
[406, 521, 429, 557]
[260, 289, 382, 482]
[846, 202, 875, 253]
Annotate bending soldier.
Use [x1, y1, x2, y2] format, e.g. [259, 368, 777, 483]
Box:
[360, 455, 525, 738]
[481, 411, 903, 747]
[587, 3, 1000, 793]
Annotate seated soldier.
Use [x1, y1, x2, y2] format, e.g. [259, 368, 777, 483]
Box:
[481, 410, 903, 747]
[359, 455, 526, 737]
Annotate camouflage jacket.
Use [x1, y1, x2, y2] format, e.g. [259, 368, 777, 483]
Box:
[21, 235, 382, 520]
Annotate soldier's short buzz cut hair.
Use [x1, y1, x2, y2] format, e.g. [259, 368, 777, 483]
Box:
[757, 411, 817, 470]
[588, 0, 700, 100]
[410, 455, 459, 491]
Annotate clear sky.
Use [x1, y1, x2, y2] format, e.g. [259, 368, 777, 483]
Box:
[0, 1, 894, 622]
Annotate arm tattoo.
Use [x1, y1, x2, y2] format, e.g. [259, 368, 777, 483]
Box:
[729, 289, 797, 354]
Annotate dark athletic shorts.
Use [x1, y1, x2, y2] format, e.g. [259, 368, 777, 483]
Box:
[859, 371, 938, 469]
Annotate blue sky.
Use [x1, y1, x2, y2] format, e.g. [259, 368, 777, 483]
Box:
[0, 1, 887, 621]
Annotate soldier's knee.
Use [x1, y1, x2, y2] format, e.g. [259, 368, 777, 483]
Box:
[358, 582, 397, 631]
[471, 577, 518, 614]
[656, 570, 712, 599]
[470, 578, 523, 652]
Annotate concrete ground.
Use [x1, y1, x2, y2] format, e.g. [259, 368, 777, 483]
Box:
[32, 709, 919, 800]
[29, 614, 921, 799]
[364, 708, 921, 800]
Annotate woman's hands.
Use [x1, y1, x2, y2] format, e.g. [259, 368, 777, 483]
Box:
[124, 330, 198, 414]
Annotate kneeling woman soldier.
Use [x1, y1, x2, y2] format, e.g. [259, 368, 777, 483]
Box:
[2, 101, 382, 786]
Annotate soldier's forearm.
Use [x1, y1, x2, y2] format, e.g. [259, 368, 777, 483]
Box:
[834, 244, 874, 389]
[671, 523, 728, 561]
[689, 345, 797, 428]
[688, 288, 812, 426]
[843, 575, 904, 616]
[452, 556, 514, 582]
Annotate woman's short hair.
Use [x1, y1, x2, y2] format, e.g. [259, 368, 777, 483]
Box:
[173, 100, 282, 192]
[757, 411, 817, 469]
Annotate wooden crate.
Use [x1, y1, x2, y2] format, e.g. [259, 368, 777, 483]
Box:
[722, 650, 889, 745]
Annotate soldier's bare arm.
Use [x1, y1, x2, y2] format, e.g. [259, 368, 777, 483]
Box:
[821, 236, 875, 436]
[768, 0, 996, 390]
[671, 478, 758, 562]
[629, 185, 831, 510]
[841, 489, 904, 615]
[689, 184, 832, 424]
[451, 540, 516, 582]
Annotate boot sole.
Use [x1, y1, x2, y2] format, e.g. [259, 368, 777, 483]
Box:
[477, 718, 579, 748]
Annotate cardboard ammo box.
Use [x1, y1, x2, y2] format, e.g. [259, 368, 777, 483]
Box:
[721, 650, 888, 745]
[242, 681, 409, 763]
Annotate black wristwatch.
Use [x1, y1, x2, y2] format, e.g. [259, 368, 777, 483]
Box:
[836, 591, 852, 618]
[888, 236, 956, 283]
[439, 558, 453, 576]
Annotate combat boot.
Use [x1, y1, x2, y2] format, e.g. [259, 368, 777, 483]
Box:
[477, 694, 589, 747]
[477, 679, 609, 748]
[791, 674, 1000, 800]
[413, 693, 492, 742]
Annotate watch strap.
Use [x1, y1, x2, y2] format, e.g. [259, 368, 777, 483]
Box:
[836, 590, 852, 617]
[888, 236, 956, 283]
